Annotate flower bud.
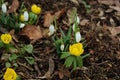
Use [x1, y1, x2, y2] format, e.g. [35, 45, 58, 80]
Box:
[19, 23, 25, 28]
[72, 23, 75, 31]
[24, 11, 29, 21]
[49, 24, 55, 35]
[75, 32, 81, 42]
[76, 16, 80, 24]
[2, 3, 7, 13]
[60, 44, 64, 51]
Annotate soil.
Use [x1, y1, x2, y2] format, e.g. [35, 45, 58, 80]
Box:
[0, 0, 120, 80]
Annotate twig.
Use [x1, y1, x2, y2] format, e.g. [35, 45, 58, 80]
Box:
[17, 61, 34, 71]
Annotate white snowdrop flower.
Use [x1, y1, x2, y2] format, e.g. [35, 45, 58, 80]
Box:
[75, 32, 81, 42]
[72, 23, 75, 31]
[60, 44, 64, 51]
[2, 3, 7, 13]
[19, 23, 25, 28]
[24, 11, 29, 21]
[76, 16, 80, 24]
[49, 24, 55, 35]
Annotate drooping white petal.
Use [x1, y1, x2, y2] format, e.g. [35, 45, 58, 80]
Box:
[72, 23, 75, 31]
[76, 16, 80, 24]
[75, 32, 81, 42]
[60, 44, 64, 51]
[24, 11, 29, 21]
[49, 24, 55, 35]
[2, 3, 7, 13]
[19, 23, 25, 28]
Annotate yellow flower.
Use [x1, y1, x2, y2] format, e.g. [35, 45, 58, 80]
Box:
[31, 4, 41, 14]
[3, 68, 17, 80]
[20, 14, 24, 21]
[69, 43, 84, 56]
[1, 34, 12, 44]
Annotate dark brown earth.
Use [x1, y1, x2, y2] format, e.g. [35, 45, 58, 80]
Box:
[0, 0, 120, 80]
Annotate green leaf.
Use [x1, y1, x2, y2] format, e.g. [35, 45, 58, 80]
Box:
[64, 56, 74, 67]
[16, 75, 21, 80]
[76, 56, 83, 67]
[9, 54, 18, 61]
[82, 53, 90, 59]
[13, 63, 18, 67]
[64, 26, 72, 43]
[5, 62, 11, 68]
[60, 28, 66, 38]
[25, 57, 34, 65]
[0, 41, 4, 48]
[60, 52, 70, 59]
[24, 44, 33, 54]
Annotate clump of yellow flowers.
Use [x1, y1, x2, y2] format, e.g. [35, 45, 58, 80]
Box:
[69, 43, 84, 56]
[1, 34, 12, 44]
[3, 68, 17, 80]
[31, 4, 41, 14]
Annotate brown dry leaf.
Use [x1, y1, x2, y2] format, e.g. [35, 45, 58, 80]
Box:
[70, 0, 79, 6]
[10, 29, 19, 42]
[80, 19, 89, 26]
[7, 0, 19, 13]
[109, 6, 120, 12]
[54, 8, 65, 19]
[43, 12, 54, 27]
[19, 25, 43, 43]
[97, 0, 120, 6]
[104, 25, 120, 36]
[44, 9, 65, 27]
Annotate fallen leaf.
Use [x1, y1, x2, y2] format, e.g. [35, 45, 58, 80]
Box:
[44, 9, 65, 27]
[70, 0, 79, 6]
[109, 6, 120, 12]
[7, 0, 19, 13]
[97, 0, 120, 6]
[104, 25, 120, 36]
[54, 8, 65, 19]
[19, 25, 43, 43]
[80, 19, 89, 26]
[10, 29, 19, 42]
[43, 12, 54, 27]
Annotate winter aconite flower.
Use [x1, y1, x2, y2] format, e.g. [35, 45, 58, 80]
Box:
[69, 43, 84, 56]
[20, 14, 24, 21]
[1, 34, 12, 44]
[31, 4, 41, 14]
[2, 3, 7, 13]
[3, 68, 17, 80]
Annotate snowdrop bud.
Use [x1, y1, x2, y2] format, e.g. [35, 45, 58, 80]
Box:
[72, 23, 75, 31]
[19, 23, 25, 28]
[24, 11, 29, 21]
[2, 3, 7, 13]
[76, 16, 80, 24]
[75, 32, 81, 42]
[49, 24, 55, 35]
[60, 44, 64, 51]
